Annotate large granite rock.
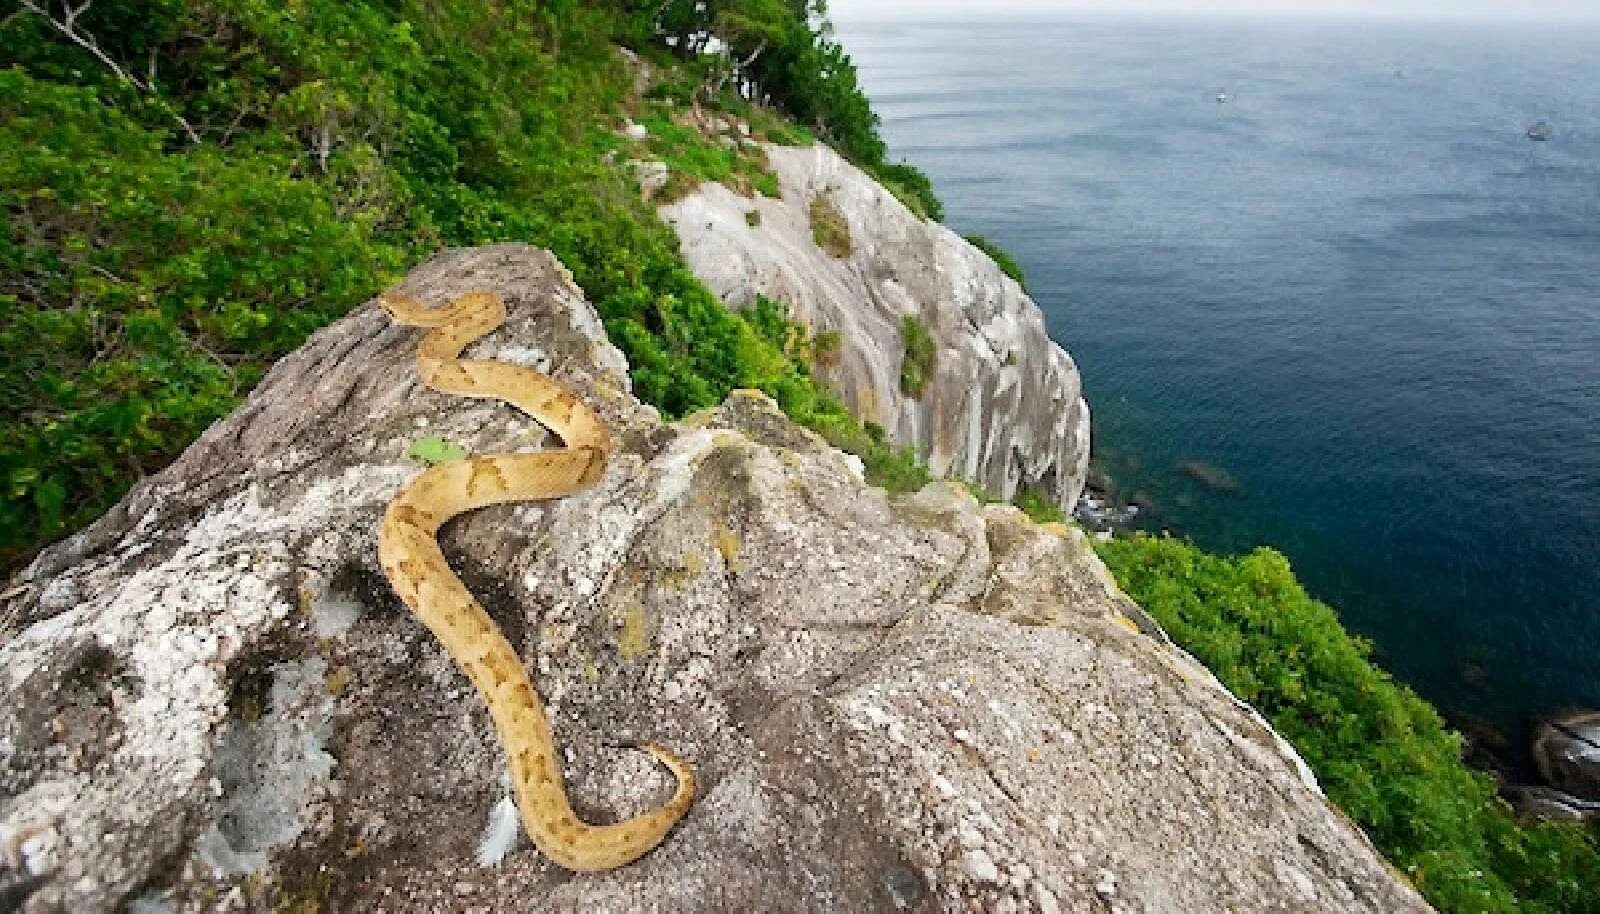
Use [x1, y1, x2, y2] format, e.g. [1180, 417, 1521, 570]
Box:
[0, 246, 1426, 913]
[663, 144, 1091, 511]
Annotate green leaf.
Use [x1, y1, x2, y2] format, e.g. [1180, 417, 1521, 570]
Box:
[406, 435, 467, 465]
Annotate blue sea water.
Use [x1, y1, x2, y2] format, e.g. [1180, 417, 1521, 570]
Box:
[837, 13, 1600, 754]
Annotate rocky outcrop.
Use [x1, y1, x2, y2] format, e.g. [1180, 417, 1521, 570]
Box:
[1527, 711, 1600, 818]
[0, 246, 1426, 913]
[663, 144, 1091, 511]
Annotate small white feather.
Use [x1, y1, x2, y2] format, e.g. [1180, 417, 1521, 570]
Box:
[474, 795, 521, 867]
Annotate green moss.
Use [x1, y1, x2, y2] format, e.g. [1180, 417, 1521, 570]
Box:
[1097, 535, 1600, 913]
[809, 194, 853, 258]
[898, 314, 937, 398]
[1013, 490, 1065, 524]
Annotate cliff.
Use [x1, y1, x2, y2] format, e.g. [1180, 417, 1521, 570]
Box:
[664, 143, 1092, 511]
[0, 246, 1426, 913]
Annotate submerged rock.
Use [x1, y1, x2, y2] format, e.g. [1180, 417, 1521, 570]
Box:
[664, 144, 1091, 513]
[0, 245, 1425, 912]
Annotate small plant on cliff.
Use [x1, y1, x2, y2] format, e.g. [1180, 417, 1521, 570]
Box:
[898, 315, 938, 398]
[811, 329, 843, 367]
[1013, 490, 1065, 524]
[964, 234, 1029, 291]
[809, 194, 853, 258]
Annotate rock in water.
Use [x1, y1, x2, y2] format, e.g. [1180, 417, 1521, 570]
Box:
[1534, 710, 1600, 802]
[0, 246, 1426, 912]
[664, 144, 1092, 512]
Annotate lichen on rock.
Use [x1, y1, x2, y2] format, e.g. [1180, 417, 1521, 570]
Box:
[0, 245, 1425, 912]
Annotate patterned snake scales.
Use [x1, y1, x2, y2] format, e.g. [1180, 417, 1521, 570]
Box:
[376, 291, 694, 871]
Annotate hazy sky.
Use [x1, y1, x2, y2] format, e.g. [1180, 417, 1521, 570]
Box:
[831, 0, 1600, 21]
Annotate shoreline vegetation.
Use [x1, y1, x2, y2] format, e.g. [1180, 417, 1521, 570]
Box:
[2, 2, 1595, 910]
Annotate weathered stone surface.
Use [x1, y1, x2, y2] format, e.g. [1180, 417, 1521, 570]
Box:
[663, 143, 1092, 511]
[0, 245, 1425, 913]
[1533, 710, 1600, 803]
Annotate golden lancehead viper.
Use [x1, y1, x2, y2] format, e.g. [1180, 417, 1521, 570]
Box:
[376, 291, 694, 871]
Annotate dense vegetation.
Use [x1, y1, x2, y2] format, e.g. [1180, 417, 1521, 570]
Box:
[643, 0, 943, 220]
[1099, 535, 1600, 913]
[0, 0, 938, 571]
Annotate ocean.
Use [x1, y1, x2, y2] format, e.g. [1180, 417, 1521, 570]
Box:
[836, 13, 1600, 762]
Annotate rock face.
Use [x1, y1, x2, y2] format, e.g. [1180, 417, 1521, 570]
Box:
[664, 144, 1092, 511]
[0, 245, 1426, 913]
[1534, 711, 1600, 803]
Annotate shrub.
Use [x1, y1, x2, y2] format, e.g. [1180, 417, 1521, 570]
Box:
[637, 1, 943, 220]
[1097, 535, 1600, 913]
[811, 329, 842, 367]
[898, 314, 937, 398]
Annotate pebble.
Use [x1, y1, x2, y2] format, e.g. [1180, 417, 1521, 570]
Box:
[1094, 868, 1118, 897]
[962, 848, 1000, 883]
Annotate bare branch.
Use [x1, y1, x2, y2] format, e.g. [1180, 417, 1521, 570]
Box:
[18, 0, 201, 145]
[21, 0, 148, 91]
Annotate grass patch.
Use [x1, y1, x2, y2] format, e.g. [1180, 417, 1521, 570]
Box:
[634, 107, 779, 202]
[809, 194, 853, 258]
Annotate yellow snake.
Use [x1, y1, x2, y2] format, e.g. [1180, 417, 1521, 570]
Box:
[375, 291, 694, 871]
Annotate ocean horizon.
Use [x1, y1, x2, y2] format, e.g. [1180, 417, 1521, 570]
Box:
[838, 12, 1600, 767]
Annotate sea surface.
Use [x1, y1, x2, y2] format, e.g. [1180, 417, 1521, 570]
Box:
[836, 13, 1600, 761]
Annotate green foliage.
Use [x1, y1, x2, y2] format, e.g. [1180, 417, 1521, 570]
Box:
[406, 436, 468, 465]
[1097, 535, 1600, 913]
[634, 108, 779, 202]
[1013, 490, 1065, 524]
[0, 0, 899, 571]
[0, 68, 404, 566]
[808, 194, 852, 257]
[964, 234, 1028, 290]
[898, 314, 937, 398]
[633, 0, 943, 220]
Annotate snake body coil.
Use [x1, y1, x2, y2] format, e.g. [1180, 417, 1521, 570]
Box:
[376, 292, 694, 871]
